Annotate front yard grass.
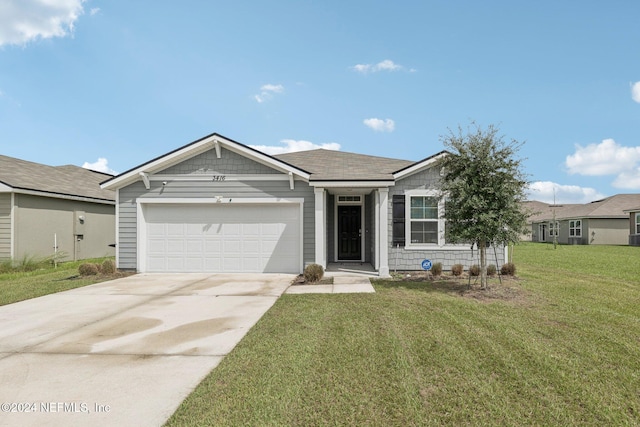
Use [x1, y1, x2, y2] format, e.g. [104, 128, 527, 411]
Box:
[0, 257, 122, 306]
[166, 243, 640, 426]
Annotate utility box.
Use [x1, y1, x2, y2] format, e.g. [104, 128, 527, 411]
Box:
[74, 211, 86, 235]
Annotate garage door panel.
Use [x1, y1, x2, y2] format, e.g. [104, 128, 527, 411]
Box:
[166, 257, 185, 271]
[242, 239, 260, 254]
[204, 258, 221, 271]
[242, 257, 260, 271]
[166, 239, 185, 253]
[243, 223, 260, 235]
[185, 258, 203, 271]
[204, 240, 221, 252]
[185, 240, 202, 252]
[166, 223, 184, 236]
[223, 223, 241, 236]
[223, 240, 241, 253]
[223, 256, 241, 271]
[144, 203, 300, 273]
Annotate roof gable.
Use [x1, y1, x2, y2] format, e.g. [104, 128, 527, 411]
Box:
[392, 151, 448, 180]
[0, 154, 114, 202]
[160, 147, 284, 176]
[101, 133, 310, 190]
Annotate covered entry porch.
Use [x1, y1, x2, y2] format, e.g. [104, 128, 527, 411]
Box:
[313, 184, 391, 278]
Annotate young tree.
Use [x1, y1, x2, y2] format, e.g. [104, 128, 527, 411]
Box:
[439, 122, 529, 289]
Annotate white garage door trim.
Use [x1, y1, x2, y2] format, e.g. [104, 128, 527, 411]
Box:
[136, 198, 304, 273]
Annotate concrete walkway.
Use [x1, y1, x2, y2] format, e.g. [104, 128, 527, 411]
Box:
[285, 271, 376, 294]
[0, 273, 294, 427]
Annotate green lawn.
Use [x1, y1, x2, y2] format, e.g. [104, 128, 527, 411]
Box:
[0, 258, 120, 306]
[166, 243, 640, 426]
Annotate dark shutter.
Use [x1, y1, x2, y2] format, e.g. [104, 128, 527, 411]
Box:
[392, 194, 405, 246]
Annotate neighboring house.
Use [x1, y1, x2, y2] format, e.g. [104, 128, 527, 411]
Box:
[101, 132, 508, 276]
[623, 207, 640, 246]
[528, 194, 640, 245]
[520, 200, 561, 241]
[0, 155, 116, 262]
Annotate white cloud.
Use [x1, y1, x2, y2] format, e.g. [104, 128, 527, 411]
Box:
[612, 168, 640, 189]
[249, 139, 341, 155]
[350, 59, 407, 74]
[527, 181, 606, 204]
[83, 158, 116, 175]
[254, 83, 284, 103]
[565, 138, 640, 189]
[0, 0, 86, 47]
[632, 81, 640, 103]
[351, 64, 371, 73]
[89, 7, 100, 16]
[375, 59, 401, 71]
[363, 118, 395, 132]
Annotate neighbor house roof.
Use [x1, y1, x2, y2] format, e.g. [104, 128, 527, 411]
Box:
[528, 194, 640, 223]
[0, 154, 115, 203]
[274, 149, 415, 181]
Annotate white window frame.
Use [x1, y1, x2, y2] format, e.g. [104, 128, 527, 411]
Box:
[635, 213, 640, 234]
[405, 190, 445, 248]
[569, 219, 582, 237]
[548, 221, 559, 237]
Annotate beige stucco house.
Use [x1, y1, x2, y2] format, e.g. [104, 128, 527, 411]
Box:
[528, 194, 640, 245]
[0, 155, 116, 262]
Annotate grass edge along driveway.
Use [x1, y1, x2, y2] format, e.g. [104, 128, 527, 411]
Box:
[165, 243, 640, 426]
[0, 258, 124, 306]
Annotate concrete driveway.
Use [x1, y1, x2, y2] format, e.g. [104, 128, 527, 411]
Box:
[0, 273, 294, 427]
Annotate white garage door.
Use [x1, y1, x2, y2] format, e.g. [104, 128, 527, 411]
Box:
[143, 203, 300, 273]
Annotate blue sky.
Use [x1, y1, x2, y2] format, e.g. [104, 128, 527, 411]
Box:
[1, 1, 640, 204]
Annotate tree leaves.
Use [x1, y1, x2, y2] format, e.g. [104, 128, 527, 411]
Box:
[439, 122, 529, 288]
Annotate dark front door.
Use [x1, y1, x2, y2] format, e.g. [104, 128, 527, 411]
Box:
[338, 205, 361, 260]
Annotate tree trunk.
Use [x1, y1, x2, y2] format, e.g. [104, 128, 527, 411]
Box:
[479, 239, 487, 289]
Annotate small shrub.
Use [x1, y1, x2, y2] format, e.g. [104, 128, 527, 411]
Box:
[501, 262, 516, 276]
[303, 263, 324, 283]
[78, 263, 99, 276]
[469, 264, 480, 276]
[451, 264, 463, 276]
[0, 259, 12, 273]
[101, 259, 116, 275]
[431, 262, 443, 277]
[487, 264, 497, 276]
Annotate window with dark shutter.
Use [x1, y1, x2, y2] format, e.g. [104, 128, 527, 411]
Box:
[392, 194, 405, 246]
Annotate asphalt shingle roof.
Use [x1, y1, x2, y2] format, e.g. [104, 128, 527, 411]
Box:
[525, 194, 640, 222]
[274, 149, 414, 181]
[0, 154, 115, 202]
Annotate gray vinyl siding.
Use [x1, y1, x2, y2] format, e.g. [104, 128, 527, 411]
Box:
[388, 167, 506, 270]
[162, 148, 281, 175]
[0, 194, 11, 259]
[116, 148, 315, 271]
